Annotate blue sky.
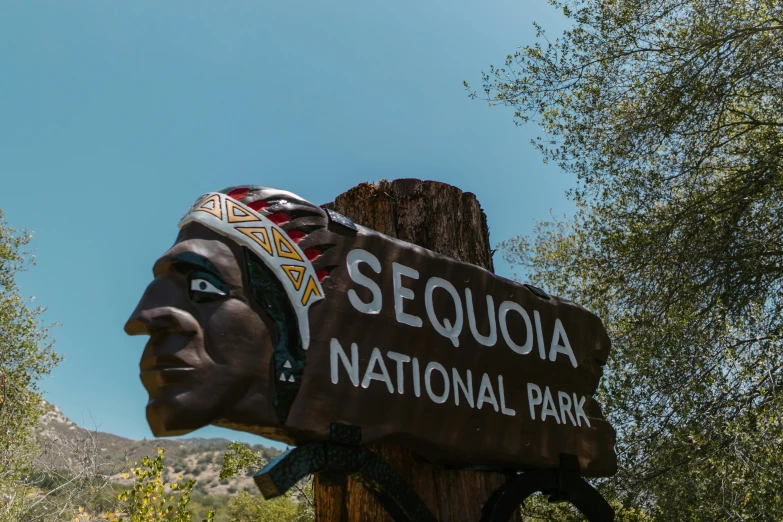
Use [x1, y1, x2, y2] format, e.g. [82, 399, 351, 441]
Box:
[0, 1, 571, 448]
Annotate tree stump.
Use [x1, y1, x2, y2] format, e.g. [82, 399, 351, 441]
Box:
[316, 179, 520, 522]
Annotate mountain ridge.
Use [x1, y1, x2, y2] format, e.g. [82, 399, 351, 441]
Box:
[36, 401, 282, 497]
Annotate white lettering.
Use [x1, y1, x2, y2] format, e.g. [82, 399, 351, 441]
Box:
[558, 391, 576, 425]
[573, 393, 591, 427]
[541, 386, 561, 424]
[527, 383, 542, 420]
[476, 373, 499, 412]
[330, 338, 359, 387]
[424, 277, 463, 347]
[329, 341, 542, 421]
[412, 357, 421, 397]
[498, 375, 516, 416]
[533, 310, 546, 360]
[346, 249, 382, 314]
[549, 318, 578, 368]
[498, 301, 533, 355]
[452, 368, 474, 408]
[387, 351, 411, 394]
[465, 288, 497, 347]
[393, 262, 423, 328]
[425, 362, 450, 403]
[361, 347, 394, 393]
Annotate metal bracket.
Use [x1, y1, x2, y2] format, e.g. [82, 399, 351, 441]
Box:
[480, 454, 614, 522]
[255, 441, 612, 522]
[253, 424, 438, 522]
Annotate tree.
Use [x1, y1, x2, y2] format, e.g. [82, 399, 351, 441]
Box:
[220, 442, 314, 522]
[469, 0, 783, 519]
[100, 448, 214, 522]
[0, 213, 114, 522]
[225, 490, 312, 522]
[0, 211, 61, 519]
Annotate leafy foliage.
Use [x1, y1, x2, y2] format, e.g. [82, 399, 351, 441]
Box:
[0, 211, 62, 519]
[219, 443, 265, 483]
[471, 0, 783, 519]
[100, 448, 215, 522]
[225, 489, 312, 522]
[220, 442, 313, 522]
[95, 444, 314, 522]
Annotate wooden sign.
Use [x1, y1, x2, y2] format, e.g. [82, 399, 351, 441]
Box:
[125, 185, 616, 478]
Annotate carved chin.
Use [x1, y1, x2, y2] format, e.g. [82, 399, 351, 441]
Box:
[145, 393, 216, 437]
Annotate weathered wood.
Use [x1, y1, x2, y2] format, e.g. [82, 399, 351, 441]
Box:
[316, 179, 519, 522]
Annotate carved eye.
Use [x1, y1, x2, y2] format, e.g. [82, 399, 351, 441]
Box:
[189, 278, 226, 301]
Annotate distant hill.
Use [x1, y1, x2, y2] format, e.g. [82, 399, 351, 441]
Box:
[36, 402, 283, 497]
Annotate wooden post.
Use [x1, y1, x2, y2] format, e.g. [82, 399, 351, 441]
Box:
[317, 179, 520, 522]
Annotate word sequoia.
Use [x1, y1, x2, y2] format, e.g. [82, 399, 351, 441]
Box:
[346, 249, 578, 367]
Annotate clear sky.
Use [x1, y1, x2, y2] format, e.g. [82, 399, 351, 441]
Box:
[0, 1, 571, 448]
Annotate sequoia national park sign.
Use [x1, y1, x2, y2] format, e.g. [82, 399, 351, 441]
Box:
[125, 185, 617, 477]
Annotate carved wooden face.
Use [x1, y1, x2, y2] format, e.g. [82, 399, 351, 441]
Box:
[124, 223, 277, 436]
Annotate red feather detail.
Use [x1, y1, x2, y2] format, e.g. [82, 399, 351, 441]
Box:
[226, 188, 249, 200]
[316, 269, 329, 282]
[303, 248, 321, 261]
[248, 200, 269, 211]
[287, 230, 306, 243]
[268, 213, 290, 225]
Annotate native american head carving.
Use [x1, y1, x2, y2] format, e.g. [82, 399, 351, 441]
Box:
[124, 186, 352, 438]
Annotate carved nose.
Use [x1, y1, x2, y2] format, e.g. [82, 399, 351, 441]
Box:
[124, 279, 199, 336]
[125, 306, 200, 336]
[125, 306, 171, 336]
[125, 284, 158, 336]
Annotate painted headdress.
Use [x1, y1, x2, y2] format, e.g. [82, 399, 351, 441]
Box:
[180, 187, 329, 348]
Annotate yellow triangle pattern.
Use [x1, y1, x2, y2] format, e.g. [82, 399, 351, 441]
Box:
[301, 275, 322, 306]
[226, 199, 260, 223]
[196, 194, 222, 219]
[281, 265, 306, 291]
[237, 227, 273, 256]
[272, 228, 303, 261]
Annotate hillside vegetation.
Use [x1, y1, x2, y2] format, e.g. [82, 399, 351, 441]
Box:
[29, 402, 311, 522]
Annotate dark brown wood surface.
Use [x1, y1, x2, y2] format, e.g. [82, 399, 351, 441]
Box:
[288, 179, 615, 475]
[313, 179, 521, 522]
